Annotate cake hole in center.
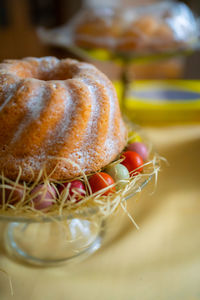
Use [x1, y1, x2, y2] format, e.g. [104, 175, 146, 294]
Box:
[37, 69, 73, 81]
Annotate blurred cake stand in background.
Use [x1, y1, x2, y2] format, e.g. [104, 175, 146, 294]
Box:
[38, 1, 200, 111]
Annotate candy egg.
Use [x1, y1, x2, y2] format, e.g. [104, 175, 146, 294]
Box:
[89, 172, 115, 196]
[127, 142, 148, 161]
[121, 151, 143, 175]
[105, 164, 129, 189]
[0, 184, 25, 204]
[128, 131, 142, 143]
[31, 184, 56, 210]
[58, 180, 86, 202]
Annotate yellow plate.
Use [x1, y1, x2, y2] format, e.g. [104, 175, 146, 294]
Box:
[114, 80, 200, 125]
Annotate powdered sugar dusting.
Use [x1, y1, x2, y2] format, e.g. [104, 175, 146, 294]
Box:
[0, 57, 127, 181]
[0, 74, 20, 111]
[77, 67, 119, 159]
[0, 87, 17, 111]
[11, 80, 48, 143]
[26, 84, 48, 119]
[46, 80, 75, 145]
[72, 77, 99, 166]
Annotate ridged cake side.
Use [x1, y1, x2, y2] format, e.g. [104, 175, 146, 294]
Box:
[0, 57, 127, 181]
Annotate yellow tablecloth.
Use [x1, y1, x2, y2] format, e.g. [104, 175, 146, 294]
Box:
[0, 125, 200, 300]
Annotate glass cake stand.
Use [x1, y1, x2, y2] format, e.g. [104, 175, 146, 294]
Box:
[0, 175, 153, 266]
[66, 45, 199, 110]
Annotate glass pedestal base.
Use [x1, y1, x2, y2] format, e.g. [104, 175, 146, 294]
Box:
[4, 218, 105, 266]
[2, 170, 154, 266]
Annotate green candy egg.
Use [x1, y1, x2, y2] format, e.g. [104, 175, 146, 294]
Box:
[105, 163, 130, 189]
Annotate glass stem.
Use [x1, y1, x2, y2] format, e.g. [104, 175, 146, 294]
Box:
[120, 61, 130, 113]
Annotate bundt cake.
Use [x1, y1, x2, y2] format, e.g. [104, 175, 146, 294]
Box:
[0, 57, 127, 181]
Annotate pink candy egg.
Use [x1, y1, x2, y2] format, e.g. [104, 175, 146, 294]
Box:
[58, 180, 86, 202]
[31, 184, 56, 210]
[127, 142, 148, 161]
[0, 184, 25, 204]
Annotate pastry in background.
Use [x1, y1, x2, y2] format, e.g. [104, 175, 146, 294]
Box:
[74, 8, 122, 50]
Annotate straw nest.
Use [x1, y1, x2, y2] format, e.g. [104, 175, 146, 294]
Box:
[0, 126, 162, 221]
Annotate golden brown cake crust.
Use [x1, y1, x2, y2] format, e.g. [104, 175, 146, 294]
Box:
[0, 57, 127, 181]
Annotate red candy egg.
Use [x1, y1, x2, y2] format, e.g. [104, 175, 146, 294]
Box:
[121, 151, 143, 175]
[89, 172, 115, 196]
[31, 184, 56, 210]
[58, 180, 86, 202]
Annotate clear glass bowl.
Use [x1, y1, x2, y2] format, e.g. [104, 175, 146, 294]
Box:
[1, 175, 153, 266]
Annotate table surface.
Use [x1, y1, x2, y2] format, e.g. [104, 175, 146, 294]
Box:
[0, 125, 200, 300]
[0, 3, 200, 296]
